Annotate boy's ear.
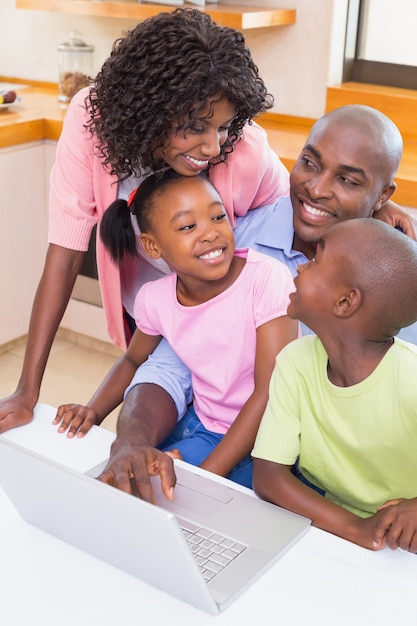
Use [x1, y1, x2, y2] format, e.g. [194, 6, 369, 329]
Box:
[139, 233, 161, 259]
[372, 181, 397, 213]
[333, 287, 362, 318]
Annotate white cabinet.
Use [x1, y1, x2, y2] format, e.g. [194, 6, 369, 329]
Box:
[0, 139, 111, 347]
[0, 141, 50, 345]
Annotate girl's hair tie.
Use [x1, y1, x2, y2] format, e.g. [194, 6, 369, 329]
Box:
[127, 187, 139, 209]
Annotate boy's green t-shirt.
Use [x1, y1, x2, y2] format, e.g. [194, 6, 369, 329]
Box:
[252, 336, 417, 517]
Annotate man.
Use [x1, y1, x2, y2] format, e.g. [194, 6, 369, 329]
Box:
[99, 105, 416, 500]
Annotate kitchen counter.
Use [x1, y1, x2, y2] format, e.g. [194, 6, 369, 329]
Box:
[0, 82, 64, 149]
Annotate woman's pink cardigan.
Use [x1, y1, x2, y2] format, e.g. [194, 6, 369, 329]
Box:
[48, 88, 290, 349]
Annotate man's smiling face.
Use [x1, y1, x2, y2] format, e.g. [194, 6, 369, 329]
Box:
[290, 115, 394, 257]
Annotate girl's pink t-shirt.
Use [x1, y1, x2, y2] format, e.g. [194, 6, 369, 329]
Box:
[135, 248, 294, 434]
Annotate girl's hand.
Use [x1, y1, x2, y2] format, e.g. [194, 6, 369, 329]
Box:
[53, 403, 99, 438]
[165, 448, 183, 461]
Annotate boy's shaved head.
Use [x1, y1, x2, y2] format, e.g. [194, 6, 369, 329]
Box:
[327, 219, 417, 336]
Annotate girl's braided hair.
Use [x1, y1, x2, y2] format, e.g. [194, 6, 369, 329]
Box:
[86, 8, 274, 179]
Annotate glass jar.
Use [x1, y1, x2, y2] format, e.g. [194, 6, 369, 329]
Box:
[57, 32, 94, 107]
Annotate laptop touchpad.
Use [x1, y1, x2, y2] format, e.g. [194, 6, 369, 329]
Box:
[149, 469, 234, 517]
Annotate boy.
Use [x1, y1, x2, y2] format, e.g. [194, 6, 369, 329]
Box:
[252, 218, 417, 553]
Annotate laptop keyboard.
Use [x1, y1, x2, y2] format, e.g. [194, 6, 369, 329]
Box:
[179, 518, 247, 582]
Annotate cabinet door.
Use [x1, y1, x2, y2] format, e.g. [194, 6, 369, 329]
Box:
[0, 142, 50, 345]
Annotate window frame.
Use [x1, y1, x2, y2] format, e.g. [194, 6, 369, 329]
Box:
[343, 0, 417, 89]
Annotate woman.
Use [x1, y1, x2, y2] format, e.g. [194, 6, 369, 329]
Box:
[0, 8, 288, 434]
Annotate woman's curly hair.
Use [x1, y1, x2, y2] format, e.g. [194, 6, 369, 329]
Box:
[86, 8, 274, 179]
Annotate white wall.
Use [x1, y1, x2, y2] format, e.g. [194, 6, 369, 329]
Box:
[0, 0, 349, 119]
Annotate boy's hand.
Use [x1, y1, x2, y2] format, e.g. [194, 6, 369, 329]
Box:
[372, 498, 417, 552]
[352, 499, 417, 552]
[53, 404, 98, 438]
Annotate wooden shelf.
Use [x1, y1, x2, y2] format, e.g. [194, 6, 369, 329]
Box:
[15, 1, 296, 30]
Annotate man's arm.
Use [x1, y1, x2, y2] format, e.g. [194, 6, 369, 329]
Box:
[375, 200, 417, 240]
[98, 339, 192, 501]
[98, 383, 179, 503]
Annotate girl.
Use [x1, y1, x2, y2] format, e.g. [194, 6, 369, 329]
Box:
[56, 170, 298, 487]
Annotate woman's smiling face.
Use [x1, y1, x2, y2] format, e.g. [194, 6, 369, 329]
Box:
[155, 96, 236, 176]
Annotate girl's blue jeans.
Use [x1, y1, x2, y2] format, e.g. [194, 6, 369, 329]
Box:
[158, 404, 325, 496]
[158, 404, 253, 489]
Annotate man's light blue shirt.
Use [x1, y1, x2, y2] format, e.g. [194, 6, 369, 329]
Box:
[234, 196, 304, 278]
[234, 196, 313, 337]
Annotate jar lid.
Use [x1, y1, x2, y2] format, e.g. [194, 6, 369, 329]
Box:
[58, 31, 94, 52]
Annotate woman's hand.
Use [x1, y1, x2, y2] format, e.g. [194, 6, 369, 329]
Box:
[0, 392, 35, 434]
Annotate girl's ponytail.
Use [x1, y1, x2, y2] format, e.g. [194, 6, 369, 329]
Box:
[100, 198, 137, 264]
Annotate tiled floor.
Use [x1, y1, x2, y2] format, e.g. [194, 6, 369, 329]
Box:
[0, 330, 122, 434]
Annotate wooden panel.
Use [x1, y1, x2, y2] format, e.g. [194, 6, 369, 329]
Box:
[394, 140, 417, 208]
[15, 0, 296, 30]
[326, 82, 417, 142]
[258, 114, 314, 171]
[0, 86, 64, 149]
[0, 119, 45, 149]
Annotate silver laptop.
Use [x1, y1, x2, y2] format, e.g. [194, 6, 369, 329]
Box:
[0, 437, 310, 615]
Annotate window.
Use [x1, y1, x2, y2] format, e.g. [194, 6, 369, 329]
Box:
[343, 0, 417, 89]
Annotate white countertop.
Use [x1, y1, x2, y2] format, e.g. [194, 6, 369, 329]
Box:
[1, 404, 416, 625]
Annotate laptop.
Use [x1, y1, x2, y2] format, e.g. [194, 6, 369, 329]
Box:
[0, 436, 310, 615]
